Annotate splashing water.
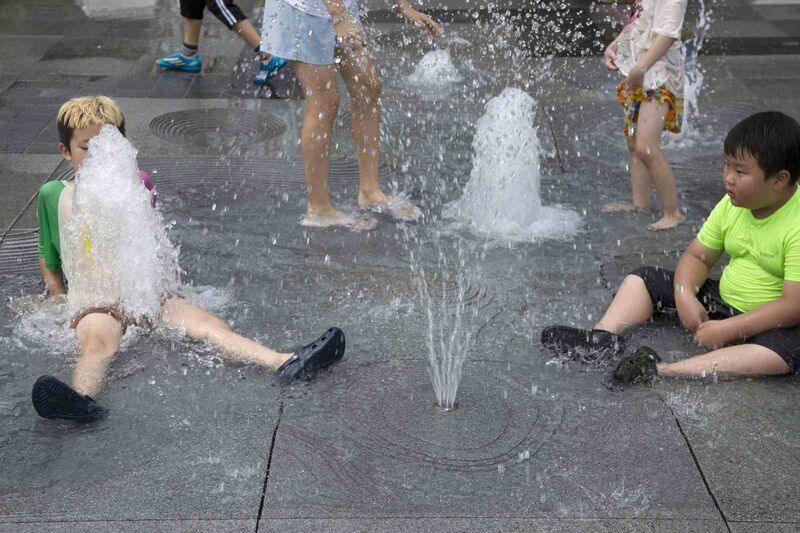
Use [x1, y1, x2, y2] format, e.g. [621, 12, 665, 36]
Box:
[408, 49, 463, 85]
[63, 125, 180, 321]
[664, 0, 712, 149]
[447, 87, 581, 241]
[409, 239, 482, 411]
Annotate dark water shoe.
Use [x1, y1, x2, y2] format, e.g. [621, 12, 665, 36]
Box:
[612, 346, 661, 384]
[540, 325, 626, 362]
[31, 375, 107, 422]
[276, 327, 345, 384]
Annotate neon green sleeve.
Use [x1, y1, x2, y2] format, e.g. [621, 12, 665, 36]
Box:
[697, 196, 728, 251]
[36, 181, 64, 272]
[784, 228, 800, 283]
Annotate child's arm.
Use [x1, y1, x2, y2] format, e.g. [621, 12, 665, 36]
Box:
[729, 282, 800, 337]
[38, 257, 66, 296]
[36, 182, 67, 297]
[604, 36, 621, 71]
[392, 0, 442, 37]
[623, 33, 676, 89]
[695, 282, 800, 349]
[625, 0, 686, 88]
[674, 239, 722, 332]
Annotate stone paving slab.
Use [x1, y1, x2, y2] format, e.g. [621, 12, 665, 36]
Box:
[0, 35, 61, 75]
[265, 360, 719, 521]
[0, 520, 255, 533]
[0, 289, 283, 523]
[729, 523, 800, 533]
[0, 154, 62, 229]
[655, 379, 800, 524]
[258, 517, 728, 532]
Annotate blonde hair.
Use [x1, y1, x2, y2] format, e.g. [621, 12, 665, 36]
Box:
[57, 96, 125, 148]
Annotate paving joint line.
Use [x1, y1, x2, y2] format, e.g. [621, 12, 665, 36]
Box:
[542, 104, 566, 174]
[255, 399, 284, 533]
[657, 393, 732, 533]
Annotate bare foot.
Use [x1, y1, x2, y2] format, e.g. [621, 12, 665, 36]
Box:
[359, 192, 421, 221]
[301, 209, 377, 231]
[601, 202, 649, 213]
[648, 212, 684, 231]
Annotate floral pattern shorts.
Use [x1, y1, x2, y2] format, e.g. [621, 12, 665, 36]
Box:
[616, 81, 684, 137]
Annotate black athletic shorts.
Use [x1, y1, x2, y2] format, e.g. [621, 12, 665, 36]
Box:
[630, 266, 800, 374]
[180, 0, 247, 29]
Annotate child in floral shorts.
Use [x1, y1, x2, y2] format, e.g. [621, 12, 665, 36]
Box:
[602, 0, 687, 231]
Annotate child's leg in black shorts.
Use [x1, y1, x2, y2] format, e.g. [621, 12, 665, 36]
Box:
[180, 0, 204, 49]
[204, 0, 262, 50]
[594, 266, 674, 334]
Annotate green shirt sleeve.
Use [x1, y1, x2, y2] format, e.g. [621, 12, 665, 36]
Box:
[36, 181, 65, 272]
[697, 196, 728, 251]
[784, 227, 800, 283]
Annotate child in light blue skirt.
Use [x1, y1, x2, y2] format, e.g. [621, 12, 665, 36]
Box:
[261, 0, 441, 227]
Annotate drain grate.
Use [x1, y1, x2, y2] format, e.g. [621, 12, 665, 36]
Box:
[149, 108, 287, 147]
[0, 230, 40, 276]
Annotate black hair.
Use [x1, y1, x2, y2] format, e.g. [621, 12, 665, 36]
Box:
[724, 111, 800, 184]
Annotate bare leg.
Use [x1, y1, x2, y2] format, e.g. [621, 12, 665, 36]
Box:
[602, 136, 652, 213]
[658, 344, 791, 378]
[336, 43, 387, 206]
[337, 43, 418, 219]
[231, 19, 262, 51]
[594, 274, 654, 334]
[183, 18, 203, 47]
[292, 62, 341, 218]
[73, 313, 123, 397]
[634, 101, 684, 230]
[161, 297, 292, 370]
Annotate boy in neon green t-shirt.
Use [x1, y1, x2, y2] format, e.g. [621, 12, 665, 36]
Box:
[542, 111, 800, 383]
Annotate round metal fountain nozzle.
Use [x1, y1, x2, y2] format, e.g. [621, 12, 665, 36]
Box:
[433, 401, 459, 414]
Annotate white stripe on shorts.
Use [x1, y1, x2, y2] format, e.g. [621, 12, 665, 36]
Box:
[214, 0, 237, 26]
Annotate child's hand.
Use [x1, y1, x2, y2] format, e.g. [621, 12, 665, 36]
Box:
[603, 42, 619, 71]
[694, 320, 736, 349]
[676, 294, 708, 333]
[400, 6, 442, 37]
[623, 67, 645, 90]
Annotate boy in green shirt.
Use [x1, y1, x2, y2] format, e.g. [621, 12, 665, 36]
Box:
[542, 111, 800, 382]
[32, 96, 345, 422]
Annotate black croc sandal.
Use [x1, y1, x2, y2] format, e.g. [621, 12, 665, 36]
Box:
[540, 325, 626, 362]
[612, 346, 661, 384]
[276, 327, 346, 384]
[31, 375, 107, 422]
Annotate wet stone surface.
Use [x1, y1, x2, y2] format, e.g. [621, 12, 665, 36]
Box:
[1, 0, 800, 531]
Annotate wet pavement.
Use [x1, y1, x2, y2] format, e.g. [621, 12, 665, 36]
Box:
[1, 0, 800, 532]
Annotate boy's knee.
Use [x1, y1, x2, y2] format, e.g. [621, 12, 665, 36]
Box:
[621, 272, 648, 290]
[628, 266, 659, 281]
[79, 331, 118, 358]
[75, 313, 122, 354]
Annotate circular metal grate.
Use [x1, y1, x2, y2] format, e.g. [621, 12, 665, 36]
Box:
[149, 108, 287, 147]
